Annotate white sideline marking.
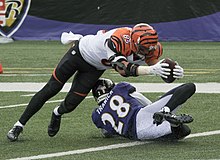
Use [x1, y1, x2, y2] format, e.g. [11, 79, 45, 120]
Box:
[0, 82, 220, 93]
[0, 100, 63, 109]
[8, 130, 220, 160]
[0, 74, 51, 77]
[0, 96, 93, 109]
[186, 130, 220, 138]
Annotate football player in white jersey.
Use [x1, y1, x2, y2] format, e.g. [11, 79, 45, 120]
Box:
[7, 23, 184, 141]
[92, 78, 195, 140]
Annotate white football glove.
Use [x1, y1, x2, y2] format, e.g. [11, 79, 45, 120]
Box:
[173, 63, 184, 79]
[149, 59, 171, 78]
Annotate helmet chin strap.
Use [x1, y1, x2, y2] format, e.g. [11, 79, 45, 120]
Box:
[133, 43, 145, 60]
[134, 43, 156, 61]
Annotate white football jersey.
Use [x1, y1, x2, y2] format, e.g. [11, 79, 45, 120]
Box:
[79, 29, 118, 70]
[78, 28, 147, 70]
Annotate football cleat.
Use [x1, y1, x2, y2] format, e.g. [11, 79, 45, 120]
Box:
[153, 111, 193, 126]
[48, 112, 62, 137]
[174, 124, 191, 139]
[7, 126, 23, 142]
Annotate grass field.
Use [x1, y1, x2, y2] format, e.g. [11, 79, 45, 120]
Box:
[0, 41, 220, 160]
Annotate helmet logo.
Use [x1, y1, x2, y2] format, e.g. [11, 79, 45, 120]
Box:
[149, 45, 156, 51]
[122, 34, 130, 44]
[0, 0, 31, 37]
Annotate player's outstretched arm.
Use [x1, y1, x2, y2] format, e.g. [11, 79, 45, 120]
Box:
[137, 59, 171, 78]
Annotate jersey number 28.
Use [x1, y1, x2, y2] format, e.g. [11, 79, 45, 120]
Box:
[101, 95, 130, 134]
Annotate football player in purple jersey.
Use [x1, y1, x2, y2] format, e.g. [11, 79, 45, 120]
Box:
[92, 78, 195, 140]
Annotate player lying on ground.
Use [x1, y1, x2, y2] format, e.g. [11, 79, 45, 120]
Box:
[7, 23, 184, 142]
[92, 78, 195, 140]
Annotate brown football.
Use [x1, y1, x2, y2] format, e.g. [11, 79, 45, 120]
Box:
[161, 58, 176, 83]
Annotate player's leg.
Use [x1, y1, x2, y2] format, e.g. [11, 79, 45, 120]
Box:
[7, 76, 65, 141]
[156, 124, 191, 141]
[21, 76, 64, 124]
[171, 124, 191, 139]
[136, 102, 192, 140]
[7, 45, 78, 142]
[136, 106, 193, 140]
[152, 83, 195, 140]
[135, 110, 172, 140]
[48, 69, 105, 137]
[152, 83, 195, 125]
[136, 83, 195, 140]
[143, 83, 196, 114]
[159, 83, 196, 111]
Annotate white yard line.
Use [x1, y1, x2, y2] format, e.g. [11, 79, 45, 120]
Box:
[0, 82, 219, 109]
[20, 94, 35, 97]
[8, 130, 220, 160]
[0, 82, 220, 93]
[0, 96, 93, 109]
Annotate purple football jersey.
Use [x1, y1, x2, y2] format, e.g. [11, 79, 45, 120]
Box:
[92, 82, 143, 138]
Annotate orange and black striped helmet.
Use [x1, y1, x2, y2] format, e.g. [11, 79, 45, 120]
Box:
[131, 23, 158, 60]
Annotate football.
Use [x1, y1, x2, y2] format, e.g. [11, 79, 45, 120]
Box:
[161, 58, 176, 83]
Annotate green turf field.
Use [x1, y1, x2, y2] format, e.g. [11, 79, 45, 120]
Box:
[0, 41, 220, 160]
[1, 41, 220, 83]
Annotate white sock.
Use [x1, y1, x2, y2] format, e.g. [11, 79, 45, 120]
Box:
[160, 106, 170, 113]
[53, 106, 61, 116]
[14, 121, 24, 128]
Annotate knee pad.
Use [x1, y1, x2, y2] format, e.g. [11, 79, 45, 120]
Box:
[58, 92, 85, 114]
[42, 76, 63, 95]
[187, 83, 196, 95]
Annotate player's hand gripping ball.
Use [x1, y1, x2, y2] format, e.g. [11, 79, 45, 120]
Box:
[161, 58, 177, 83]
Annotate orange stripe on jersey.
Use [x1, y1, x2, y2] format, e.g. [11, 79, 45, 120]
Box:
[110, 28, 132, 56]
[52, 68, 63, 84]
